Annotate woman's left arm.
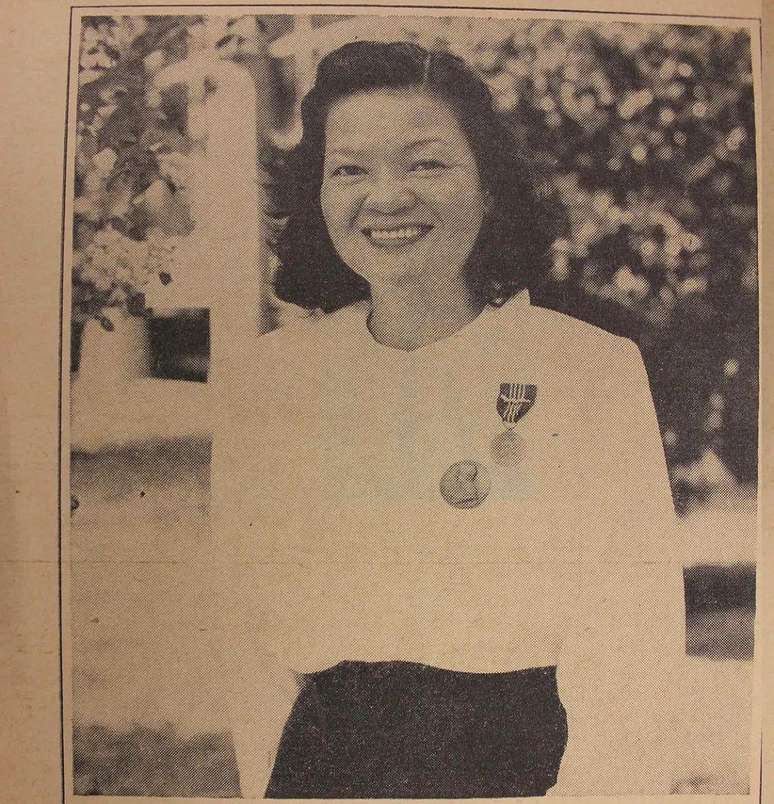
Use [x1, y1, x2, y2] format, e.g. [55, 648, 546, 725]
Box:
[549, 337, 687, 795]
[550, 562, 686, 795]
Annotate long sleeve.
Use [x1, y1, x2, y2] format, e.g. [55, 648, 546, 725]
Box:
[578, 336, 680, 561]
[213, 572, 300, 799]
[549, 336, 687, 794]
[550, 562, 686, 795]
[210, 351, 301, 800]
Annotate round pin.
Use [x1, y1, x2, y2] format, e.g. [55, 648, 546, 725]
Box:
[439, 460, 492, 509]
[490, 429, 525, 467]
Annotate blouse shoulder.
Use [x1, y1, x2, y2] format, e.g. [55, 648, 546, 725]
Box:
[514, 303, 645, 387]
[243, 303, 366, 381]
[516, 305, 679, 564]
[529, 303, 636, 350]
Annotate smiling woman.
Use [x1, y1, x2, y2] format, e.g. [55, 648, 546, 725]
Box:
[320, 87, 489, 350]
[321, 89, 486, 276]
[272, 41, 556, 317]
[215, 40, 686, 799]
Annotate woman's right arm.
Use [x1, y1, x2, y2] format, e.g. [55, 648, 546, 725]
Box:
[217, 611, 300, 799]
[211, 355, 300, 799]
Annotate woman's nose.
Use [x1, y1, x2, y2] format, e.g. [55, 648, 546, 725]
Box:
[362, 175, 416, 214]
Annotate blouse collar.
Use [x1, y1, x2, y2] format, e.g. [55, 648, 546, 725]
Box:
[349, 289, 532, 364]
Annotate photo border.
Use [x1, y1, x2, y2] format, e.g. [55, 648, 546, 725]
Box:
[42, 2, 768, 802]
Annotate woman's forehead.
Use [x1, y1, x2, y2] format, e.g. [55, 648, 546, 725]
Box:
[324, 88, 469, 155]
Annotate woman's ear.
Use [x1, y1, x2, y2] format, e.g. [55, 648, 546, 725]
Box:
[482, 189, 494, 212]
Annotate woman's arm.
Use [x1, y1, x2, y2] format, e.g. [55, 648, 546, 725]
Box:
[550, 562, 686, 795]
[219, 630, 300, 799]
[585, 336, 680, 560]
[210, 543, 300, 798]
[211, 516, 301, 798]
[210, 367, 301, 799]
[549, 336, 687, 794]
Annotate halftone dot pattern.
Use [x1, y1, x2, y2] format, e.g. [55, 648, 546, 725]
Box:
[69, 13, 757, 799]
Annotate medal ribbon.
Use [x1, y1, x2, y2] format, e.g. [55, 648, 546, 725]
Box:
[497, 383, 537, 427]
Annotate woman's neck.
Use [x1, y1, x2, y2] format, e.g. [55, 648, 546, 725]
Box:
[367, 279, 485, 352]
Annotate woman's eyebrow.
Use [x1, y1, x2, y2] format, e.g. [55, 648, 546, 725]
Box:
[405, 137, 449, 150]
[327, 137, 452, 158]
[327, 146, 367, 158]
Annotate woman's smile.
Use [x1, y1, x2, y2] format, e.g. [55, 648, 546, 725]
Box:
[362, 223, 434, 246]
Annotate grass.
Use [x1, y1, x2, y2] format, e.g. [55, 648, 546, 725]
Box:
[72, 712, 751, 796]
[73, 722, 240, 797]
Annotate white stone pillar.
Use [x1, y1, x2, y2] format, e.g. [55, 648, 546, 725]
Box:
[152, 33, 269, 386]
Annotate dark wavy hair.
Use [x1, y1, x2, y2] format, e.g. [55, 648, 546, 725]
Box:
[269, 40, 557, 313]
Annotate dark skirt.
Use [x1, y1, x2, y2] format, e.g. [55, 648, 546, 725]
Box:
[265, 660, 567, 798]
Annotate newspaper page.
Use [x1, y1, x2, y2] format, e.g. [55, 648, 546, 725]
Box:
[0, 1, 767, 802]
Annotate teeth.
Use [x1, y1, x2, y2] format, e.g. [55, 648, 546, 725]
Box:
[368, 227, 423, 241]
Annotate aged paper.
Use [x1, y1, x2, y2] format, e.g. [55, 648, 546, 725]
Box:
[0, 0, 769, 802]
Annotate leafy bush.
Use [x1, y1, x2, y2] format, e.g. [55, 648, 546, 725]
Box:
[73, 15, 263, 328]
[397, 18, 757, 491]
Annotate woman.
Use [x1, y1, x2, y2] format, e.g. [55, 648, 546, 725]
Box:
[215, 41, 685, 798]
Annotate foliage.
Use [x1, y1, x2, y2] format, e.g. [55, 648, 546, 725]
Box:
[297, 17, 758, 491]
[73, 721, 240, 796]
[73, 15, 261, 327]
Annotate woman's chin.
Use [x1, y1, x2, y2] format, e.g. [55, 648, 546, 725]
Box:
[357, 261, 467, 293]
[363, 266, 426, 288]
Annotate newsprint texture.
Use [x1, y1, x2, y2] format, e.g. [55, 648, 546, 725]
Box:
[0, 1, 769, 803]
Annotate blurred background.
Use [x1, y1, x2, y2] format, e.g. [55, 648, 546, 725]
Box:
[70, 13, 757, 797]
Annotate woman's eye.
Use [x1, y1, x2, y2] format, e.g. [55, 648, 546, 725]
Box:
[330, 164, 366, 177]
[410, 160, 447, 172]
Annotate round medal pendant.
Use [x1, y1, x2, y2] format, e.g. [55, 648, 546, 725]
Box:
[490, 429, 525, 467]
[439, 460, 492, 509]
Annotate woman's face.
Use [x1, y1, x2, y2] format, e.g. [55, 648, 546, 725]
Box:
[320, 88, 488, 293]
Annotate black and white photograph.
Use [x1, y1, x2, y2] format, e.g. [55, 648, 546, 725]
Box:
[66, 7, 760, 799]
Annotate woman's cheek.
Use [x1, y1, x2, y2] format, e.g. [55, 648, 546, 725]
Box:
[435, 180, 486, 223]
[321, 185, 361, 233]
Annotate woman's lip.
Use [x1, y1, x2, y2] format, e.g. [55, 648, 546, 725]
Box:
[361, 224, 433, 246]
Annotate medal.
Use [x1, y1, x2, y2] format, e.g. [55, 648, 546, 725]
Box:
[440, 460, 491, 509]
[490, 383, 537, 466]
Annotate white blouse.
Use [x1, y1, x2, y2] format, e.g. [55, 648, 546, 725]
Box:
[213, 291, 686, 797]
